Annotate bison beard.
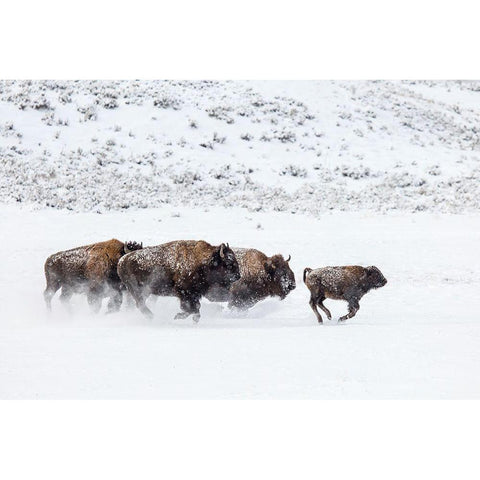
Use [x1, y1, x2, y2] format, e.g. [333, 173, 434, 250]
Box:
[117, 240, 240, 322]
[204, 248, 296, 310]
[43, 239, 143, 313]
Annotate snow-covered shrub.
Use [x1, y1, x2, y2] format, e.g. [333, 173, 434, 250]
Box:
[78, 105, 97, 122]
[206, 106, 234, 124]
[336, 165, 372, 180]
[240, 133, 254, 141]
[58, 92, 72, 104]
[102, 97, 118, 109]
[281, 165, 307, 178]
[41, 112, 55, 126]
[153, 95, 182, 110]
[275, 130, 296, 143]
[427, 165, 441, 176]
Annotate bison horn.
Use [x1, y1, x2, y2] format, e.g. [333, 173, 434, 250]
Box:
[220, 243, 225, 258]
[286, 254, 291, 262]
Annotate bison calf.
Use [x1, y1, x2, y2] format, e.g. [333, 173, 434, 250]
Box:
[44, 239, 143, 313]
[205, 248, 296, 310]
[303, 266, 387, 323]
[117, 240, 240, 321]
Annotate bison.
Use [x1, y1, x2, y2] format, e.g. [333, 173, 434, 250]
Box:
[303, 265, 387, 323]
[117, 240, 240, 321]
[44, 239, 143, 313]
[205, 248, 296, 309]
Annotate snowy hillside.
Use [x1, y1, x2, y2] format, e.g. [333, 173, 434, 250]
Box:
[1, 80, 480, 213]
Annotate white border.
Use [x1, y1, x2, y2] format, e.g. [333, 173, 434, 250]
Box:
[0, 401, 478, 479]
[1, 0, 479, 79]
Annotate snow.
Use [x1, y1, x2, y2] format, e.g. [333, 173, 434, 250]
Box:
[1, 80, 479, 398]
[1, 80, 480, 214]
[1, 204, 479, 398]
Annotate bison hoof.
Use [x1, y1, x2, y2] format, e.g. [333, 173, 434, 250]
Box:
[192, 314, 200, 323]
[174, 312, 189, 320]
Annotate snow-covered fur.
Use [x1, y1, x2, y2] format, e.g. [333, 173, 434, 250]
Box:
[44, 238, 143, 313]
[303, 266, 387, 323]
[205, 248, 296, 309]
[117, 240, 240, 321]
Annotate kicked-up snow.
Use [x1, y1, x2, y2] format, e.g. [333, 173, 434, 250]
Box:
[0, 205, 479, 398]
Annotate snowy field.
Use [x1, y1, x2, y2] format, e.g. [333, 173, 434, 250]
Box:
[1, 205, 479, 398]
[1, 80, 479, 398]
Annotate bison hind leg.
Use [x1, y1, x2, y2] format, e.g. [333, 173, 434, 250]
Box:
[44, 272, 62, 311]
[87, 285, 104, 314]
[317, 298, 332, 320]
[309, 296, 323, 324]
[123, 281, 154, 319]
[44, 282, 60, 311]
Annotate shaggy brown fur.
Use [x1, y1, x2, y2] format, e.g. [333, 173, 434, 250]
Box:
[44, 239, 143, 313]
[117, 240, 240, 321]
[303, 265, 387, 323]
[205, 248, 296, 309]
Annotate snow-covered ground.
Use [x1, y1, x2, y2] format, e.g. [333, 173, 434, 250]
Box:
[1, 204, 479, 398]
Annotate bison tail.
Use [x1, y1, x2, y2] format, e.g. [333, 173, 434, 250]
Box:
[303, 267, 312, 283]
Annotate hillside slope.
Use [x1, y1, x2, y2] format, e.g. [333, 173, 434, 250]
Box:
[1, 80, 480, 213]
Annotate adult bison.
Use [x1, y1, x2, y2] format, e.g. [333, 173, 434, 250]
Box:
[44, 239, 143, 313]
[303, 265, 387, 323]
[117, 240, 240, 321]
[205, 248, 296, 310]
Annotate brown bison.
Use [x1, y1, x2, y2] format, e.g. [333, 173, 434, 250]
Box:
[303, 265, 387, 323]
[205, 248, 296, 309]
[117, 240, 240, 321]
[44, 239, 143, 313]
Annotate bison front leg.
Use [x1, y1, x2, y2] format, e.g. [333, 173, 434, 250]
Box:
[339, 299, 360, 322]
[228, 282, 257, 310]
[175, 294, 201, 322]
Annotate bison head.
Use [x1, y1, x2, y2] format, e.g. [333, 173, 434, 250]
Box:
[124, 240, 143, 254]
[365, 266, 387, 290]
[208, 243, 240, 287]
[264, 254, 296, 299]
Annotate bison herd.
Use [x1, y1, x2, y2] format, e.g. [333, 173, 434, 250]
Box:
[44, 238, 387, 323]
